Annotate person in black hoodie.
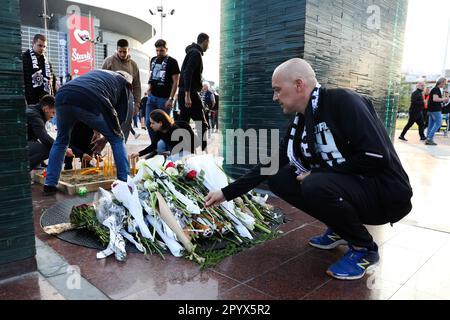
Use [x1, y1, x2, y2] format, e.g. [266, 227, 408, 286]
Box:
[130, 109, 197, 160]
[399, 81, 427, 141]
[178, 33, 210, 151]
[206, 58, 413, 281]
[26, 95, 74, 170]
[43, 70, 134, 195]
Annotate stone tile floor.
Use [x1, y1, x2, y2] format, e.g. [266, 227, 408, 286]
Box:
[1, 128, 450, 300]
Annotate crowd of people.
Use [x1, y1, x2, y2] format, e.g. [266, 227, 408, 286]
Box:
[399, 77, 449, 145]
[24, 32, 219, 189]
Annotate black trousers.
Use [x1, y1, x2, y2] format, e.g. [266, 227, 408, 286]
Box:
[400, 110, 426, 139]
[268, 167, 389, 247]
[28, 141, 50, 171]
[178, 91, 209, 151]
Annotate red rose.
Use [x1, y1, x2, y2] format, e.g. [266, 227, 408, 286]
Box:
[165, 162, 176, 170]
[186, 170, 197, 180]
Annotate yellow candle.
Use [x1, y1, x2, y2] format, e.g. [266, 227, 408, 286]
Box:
[108, 149, 111, 176]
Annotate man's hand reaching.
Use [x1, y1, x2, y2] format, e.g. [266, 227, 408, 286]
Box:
[91, 132, 107, 154]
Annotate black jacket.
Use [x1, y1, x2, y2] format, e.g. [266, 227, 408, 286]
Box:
[26, 103, 54, 149]
[222, 88, 413, 224]
[138, 121, 198, 157]
[409, 89, 425, 113]
[55, 70, 133, 138]
[178, 43, 204, 93]
[69, 122, 95, 158]
[22, 50, 53, 105]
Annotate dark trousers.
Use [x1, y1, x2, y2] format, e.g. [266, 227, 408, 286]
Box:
[423, 109, 428, 129]
[28, 141, 50, 171]
[210, 111, 218, 131]
[400, 110, 426, 139]
[178, 91, 209, 151]
[132, 114, 139, 128]
[268, 167, 389, 247]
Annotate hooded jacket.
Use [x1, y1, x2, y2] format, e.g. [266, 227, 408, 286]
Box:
[179, 43, 204, 93]
[26, 103, 54, 148]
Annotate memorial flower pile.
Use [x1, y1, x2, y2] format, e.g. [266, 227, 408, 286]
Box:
[67, 155, 283, 267]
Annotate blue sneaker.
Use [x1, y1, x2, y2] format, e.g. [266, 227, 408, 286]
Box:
[309, 228, 348, 250]
[326, 245, 380, 280]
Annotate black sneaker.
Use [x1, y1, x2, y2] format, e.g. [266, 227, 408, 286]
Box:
[420, 137, 427, 141]
[425, 139, 437, 146]
[43, 185, 58, 196]
[398, 136, 407, 141]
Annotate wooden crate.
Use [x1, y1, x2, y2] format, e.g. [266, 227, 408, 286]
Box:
[33, 170, 116, 196]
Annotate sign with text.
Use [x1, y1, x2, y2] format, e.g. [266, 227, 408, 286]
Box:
[68, 15, 94, 77]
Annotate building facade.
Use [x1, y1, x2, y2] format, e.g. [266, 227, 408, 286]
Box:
[20, 0, 155, 94]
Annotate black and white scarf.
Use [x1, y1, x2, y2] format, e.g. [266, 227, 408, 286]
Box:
[29, 49, 52, 94]
[287, 83, 321, 174]
[150, 56, 169, 86]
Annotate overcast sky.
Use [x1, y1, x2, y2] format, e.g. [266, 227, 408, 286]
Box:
[73, 0, 450, 83]
[402, 0, 450, 75]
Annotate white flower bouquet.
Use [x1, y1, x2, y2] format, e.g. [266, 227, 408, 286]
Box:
[67, 155, 283, 267]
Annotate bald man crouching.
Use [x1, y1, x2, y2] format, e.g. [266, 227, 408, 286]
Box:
[205, 58, 413, 280]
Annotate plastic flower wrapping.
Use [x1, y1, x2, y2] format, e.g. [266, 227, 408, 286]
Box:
[67, 154, 283, 267]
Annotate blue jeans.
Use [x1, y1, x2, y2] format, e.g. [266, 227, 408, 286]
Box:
[161, 139, 192, 161]
[146, 94, 169, 141]
[156, 140, 192, 162]
[132, 114, 139, 128]
[427, 111, 442, 140]
[50, 117, 57, 126]
[45, 105, 130, 186]
[157, 140, 170, 154]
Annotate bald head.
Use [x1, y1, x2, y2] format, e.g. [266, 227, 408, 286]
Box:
[272, 58, 318, 114]
[416, 80, 425, 90]
[273, 58, 317, 86]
